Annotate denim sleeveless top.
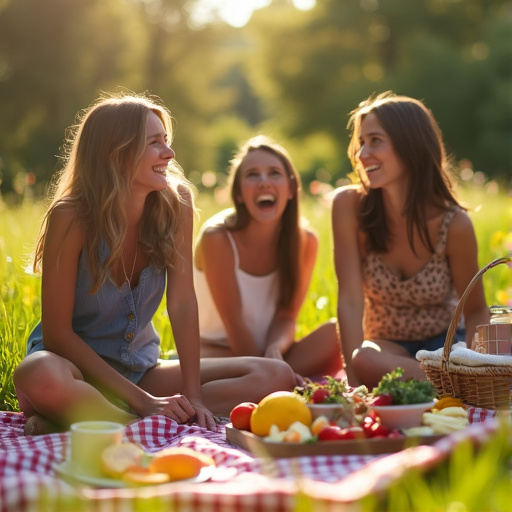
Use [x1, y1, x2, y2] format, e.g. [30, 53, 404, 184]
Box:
[27, 242, 165, 378]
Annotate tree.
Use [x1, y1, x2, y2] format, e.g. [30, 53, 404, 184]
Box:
[245, 0, 512, 179]
[0, 0, 145, 194]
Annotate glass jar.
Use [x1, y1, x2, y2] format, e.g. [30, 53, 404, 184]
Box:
[489, 305, 512, 324]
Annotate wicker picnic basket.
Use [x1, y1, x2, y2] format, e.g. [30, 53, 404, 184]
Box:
[419, 256, 512, 410]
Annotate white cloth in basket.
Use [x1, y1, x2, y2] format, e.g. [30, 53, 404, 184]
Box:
[416, 342, 512, 367]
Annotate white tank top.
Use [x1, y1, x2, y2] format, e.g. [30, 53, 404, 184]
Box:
[194, 231, 279, 352]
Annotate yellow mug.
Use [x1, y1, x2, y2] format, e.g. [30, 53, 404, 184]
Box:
[70, 421, 125, 477]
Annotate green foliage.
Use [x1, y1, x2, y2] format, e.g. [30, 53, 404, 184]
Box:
[1, 0, 512, 199]
[0, 200, 44, 410]
[247, 0, 512, 179]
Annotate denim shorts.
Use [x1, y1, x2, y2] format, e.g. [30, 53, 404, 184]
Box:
[392, 328, 466, 358]
[102, 357, 151, 385]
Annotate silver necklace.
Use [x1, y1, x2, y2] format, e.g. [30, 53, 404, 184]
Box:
[121, 244, 138, 287]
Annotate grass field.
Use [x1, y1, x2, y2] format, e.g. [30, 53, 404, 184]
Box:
[1, 182, 512, 511]
[1, 182, 511, 411]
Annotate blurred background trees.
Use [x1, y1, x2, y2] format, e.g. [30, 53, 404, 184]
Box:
[0, 0, 511, 199]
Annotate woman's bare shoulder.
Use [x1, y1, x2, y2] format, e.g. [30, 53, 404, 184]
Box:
[49, 202, 83, 232]
[300, 225, 319, 246]
[195, 216, 231, 269]
[45, 201, 86, 253]
[331, 184, 363, 223]
[332, 184, 363, 205]
[448, 207, 475, 234]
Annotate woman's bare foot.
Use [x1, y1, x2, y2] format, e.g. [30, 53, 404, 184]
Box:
[24, 414, 65, 436]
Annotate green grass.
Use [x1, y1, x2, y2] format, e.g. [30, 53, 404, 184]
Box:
[1, 184, 511, 411]
[1, 184, 512, 511]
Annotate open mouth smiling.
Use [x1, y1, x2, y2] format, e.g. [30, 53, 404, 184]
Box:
[153, 166, 168, 176]
[256, 194, 276, 208]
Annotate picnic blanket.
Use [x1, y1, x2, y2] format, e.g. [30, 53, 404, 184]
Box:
[0, 408, 499, 512]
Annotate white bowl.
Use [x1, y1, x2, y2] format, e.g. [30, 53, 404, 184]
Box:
[368, 401, 435, 430]
[307, 403, 346, 421]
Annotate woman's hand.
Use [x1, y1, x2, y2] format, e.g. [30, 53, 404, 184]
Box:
[187, 397, 218, 431]
[263, 345, 284, 361]
[140, 394, 194, 422]
[141, 394, 217, 431]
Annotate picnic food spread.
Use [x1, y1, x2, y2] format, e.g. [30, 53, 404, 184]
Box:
[227, 368, 470, 449]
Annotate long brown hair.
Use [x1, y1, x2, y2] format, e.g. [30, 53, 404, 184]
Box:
[347, 91, 463, 254]
[225, 135, 301, 308]
[34, 92, 194, 293]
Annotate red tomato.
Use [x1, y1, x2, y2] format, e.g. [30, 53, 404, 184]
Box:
[318, 426, 357, 441]
[361, 415, 390, 438]
[369, 393, 393, 406]
[312, 388, 330, 404]
[229, 402, 257, 431]
[368, 421, 390, 438]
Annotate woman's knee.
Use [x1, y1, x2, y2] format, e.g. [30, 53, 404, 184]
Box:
[14, 352, 83, 400]
[258, 358, 295, 390]
[351, 345, 382, 382]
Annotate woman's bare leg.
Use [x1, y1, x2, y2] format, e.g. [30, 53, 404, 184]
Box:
[138, 356, 296, 416]
[200, 322, 343, 380]
[14, 352, 136, 434]
[284, 320, 343, 378]
[351, 339, 427, 389]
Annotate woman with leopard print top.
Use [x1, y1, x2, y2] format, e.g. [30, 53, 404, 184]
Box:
[331, 92, 489, 388]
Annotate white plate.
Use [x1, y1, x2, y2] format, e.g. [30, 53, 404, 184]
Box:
[54, 459, 215, 488]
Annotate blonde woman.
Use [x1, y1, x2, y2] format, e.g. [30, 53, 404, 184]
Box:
[14, 94, 295, 435]
[194, 136, 342, 385]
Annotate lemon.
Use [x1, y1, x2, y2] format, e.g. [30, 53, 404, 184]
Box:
[250, 391, 312, 437]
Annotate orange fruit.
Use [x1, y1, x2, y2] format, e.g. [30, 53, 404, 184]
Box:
[101, 442, 145, 478]
[149, 447, 215, 481]
[250, 391, 312, 437]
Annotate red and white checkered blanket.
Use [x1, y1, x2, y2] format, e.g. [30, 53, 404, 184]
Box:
[0, 408, 498, 512]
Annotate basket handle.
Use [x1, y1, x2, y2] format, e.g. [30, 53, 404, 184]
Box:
[441, 256, 512, 373]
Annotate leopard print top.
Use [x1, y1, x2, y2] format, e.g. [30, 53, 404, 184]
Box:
[361, 207, 459, 342]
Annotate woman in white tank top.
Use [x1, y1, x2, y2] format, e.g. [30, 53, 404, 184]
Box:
[194, 135, 343, 385]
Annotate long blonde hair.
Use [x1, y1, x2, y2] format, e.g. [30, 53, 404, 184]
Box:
[34, 92, 194, 293]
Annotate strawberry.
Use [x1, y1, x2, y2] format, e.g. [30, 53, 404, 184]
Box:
[311, 388, 330, 404]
